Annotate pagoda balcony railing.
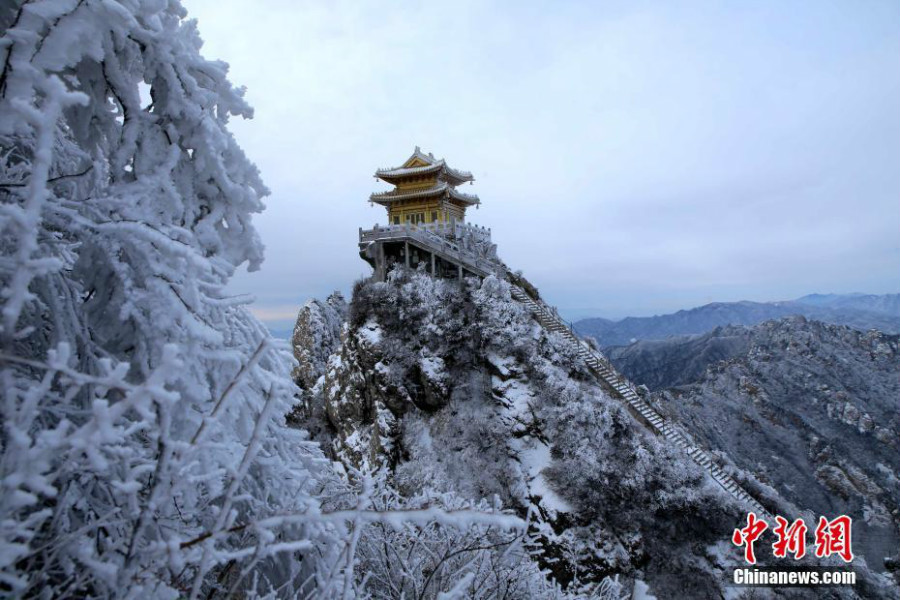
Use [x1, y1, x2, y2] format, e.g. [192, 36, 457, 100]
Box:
[453, 221, 492, 244]
[359, 223, 502, 277]
[361, 221, 492, 243]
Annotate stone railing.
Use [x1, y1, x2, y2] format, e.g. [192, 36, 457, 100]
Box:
[361, 222, 492, 243]
[359, 224, 504, 278]
[454, 222, 492, 243]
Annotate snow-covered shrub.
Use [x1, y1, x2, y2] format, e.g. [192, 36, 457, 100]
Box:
[328, 268, 746, 596]
[0, 2, 351, 597]
[351, 470, 565, 600]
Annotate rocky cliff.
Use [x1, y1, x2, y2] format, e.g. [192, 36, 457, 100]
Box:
[291, 271, 898, 598]
[609, 317, 900, 576]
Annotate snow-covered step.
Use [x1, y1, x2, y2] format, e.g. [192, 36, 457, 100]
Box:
[511, 283, 771, 516]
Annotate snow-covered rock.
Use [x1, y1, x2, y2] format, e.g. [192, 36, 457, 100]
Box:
[613, 317, 900, 578]
[294, 269, 812, 598]
[293, 270, 900, 597]
[291, 291, 347, 388]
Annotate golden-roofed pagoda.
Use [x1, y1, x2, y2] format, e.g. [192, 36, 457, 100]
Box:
[359, 148, 495, 282]
[356, 151, 772, 518]
[371, 146, 479, 226]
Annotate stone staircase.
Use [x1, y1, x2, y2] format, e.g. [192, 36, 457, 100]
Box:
[508, 286, 769, 516]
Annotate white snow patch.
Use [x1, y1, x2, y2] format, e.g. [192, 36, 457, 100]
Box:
[359, 321, 382, 345]
[520, 440, 571, 513]
[419, 356, 445, 380]
[633, 579, 657, 600]
[494, 378, 533, 415]
[706, 541, 750, 600]
[486, 352, 513, 377]
[327, 353, 343, 369]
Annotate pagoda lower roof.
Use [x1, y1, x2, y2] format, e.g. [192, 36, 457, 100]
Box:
[370, 182, 480, 206]
[375, 160, 473, 185]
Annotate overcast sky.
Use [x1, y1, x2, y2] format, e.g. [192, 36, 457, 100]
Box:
[186, 0, 899, 326]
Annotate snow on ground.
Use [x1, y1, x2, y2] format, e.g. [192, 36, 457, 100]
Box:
[486, 352, 514, 377]
[519, 439, 572, 514]
[419, 355, 445, 380]
[359, 320, 383, 345]
[632, 579, 657, 600]
[493, 377, 534, 414]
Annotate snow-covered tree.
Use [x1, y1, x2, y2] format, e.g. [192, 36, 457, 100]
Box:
[0, 1, 350, 596]
[0, 3, 527, 597]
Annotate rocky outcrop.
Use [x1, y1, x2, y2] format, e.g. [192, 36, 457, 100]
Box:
[606, 325, 752, 389]
[290, 291, 347, 388]
[613, 317, 900, 574]
[292, 275, 899, 598]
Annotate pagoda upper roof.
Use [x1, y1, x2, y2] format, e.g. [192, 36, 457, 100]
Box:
[375, 147, 474, 186]
[369, 181, 480, 206]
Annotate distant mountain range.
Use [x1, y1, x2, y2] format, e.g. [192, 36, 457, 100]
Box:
[573, 293, 900, 347]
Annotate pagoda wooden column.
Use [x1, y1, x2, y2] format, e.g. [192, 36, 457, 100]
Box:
[404, 241, 410, 268]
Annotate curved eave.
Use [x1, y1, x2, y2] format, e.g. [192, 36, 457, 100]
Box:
[447, 188, 480, 206]
[370, 184, 448, 204]
[375, 161, 474, 186]
[443, 166, 474, 184]
[376, 163, 443, 182]
[369, 184, 480, 206]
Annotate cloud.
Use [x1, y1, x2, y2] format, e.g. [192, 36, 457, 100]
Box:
[185, 0, 900, 321]
[248, 304, 302, 323]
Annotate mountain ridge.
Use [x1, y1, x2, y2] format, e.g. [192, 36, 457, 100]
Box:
[291, 273, 898, 598]
[606, 316, 900, 574]
[574, 293, 900, 346]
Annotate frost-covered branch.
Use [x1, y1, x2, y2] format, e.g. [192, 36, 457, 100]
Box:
[0, 3, 547, 598]
[0, 1, 335, 597]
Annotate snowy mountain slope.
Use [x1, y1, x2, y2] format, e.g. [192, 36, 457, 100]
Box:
[291, 271, 898, 598]
[574, 294, 900, 346]
[605, 326, 752, 390]
[612, 317, 900, 575]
